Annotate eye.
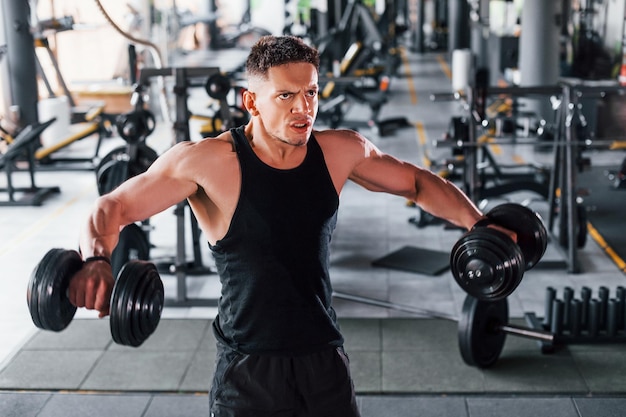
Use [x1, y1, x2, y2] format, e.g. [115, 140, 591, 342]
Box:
[307, 89, 318, 98]
[279, 92, 292, 100]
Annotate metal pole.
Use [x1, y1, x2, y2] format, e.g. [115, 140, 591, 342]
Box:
[2, 0, 39, 127]
[499, 323, 555, 342]
[561, 87, 580, 273]
[448, 0, 471, 54]
[518, 0, 559, 121]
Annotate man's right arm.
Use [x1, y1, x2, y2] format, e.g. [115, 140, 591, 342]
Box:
[69, 141, 201, 317]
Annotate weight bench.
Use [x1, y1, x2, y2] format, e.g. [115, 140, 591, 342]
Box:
[0, 118, 61, 206]
[33, 104, 111, 170]
[318, 42, 410, 136]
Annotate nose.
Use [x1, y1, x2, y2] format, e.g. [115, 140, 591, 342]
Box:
[292, 93, 311, 114]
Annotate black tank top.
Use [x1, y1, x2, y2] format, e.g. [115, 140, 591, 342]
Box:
[209, 126, 343, 354]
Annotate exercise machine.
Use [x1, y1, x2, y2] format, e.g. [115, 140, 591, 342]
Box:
[0, 118, 60, 206]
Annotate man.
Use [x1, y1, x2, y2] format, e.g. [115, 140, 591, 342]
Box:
[70, 36, 493, 416]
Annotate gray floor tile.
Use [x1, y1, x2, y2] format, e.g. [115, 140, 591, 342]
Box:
[197, 321, 219, 351]
[36, 393, 151, 417]
[348, 350, 382, 393]
[23, 319, 112, 351]
[482, 353, 589, 393]
[382, 319, 459, 351]
[382, 350, 486, 392]
[339, 319, 382, 351]
[574, 397, 626, 417]
[0, 350, 102, 390]
[144, 394, 211, 417]
[360, 395, 468, 417]
[0, 392, 51, 417]
[107, 319, 209, 352]
[178, 350, 214, 392]
[571, 351, 626, 392]
[80, 350, 195, 391]
[466, 397, 579, 417]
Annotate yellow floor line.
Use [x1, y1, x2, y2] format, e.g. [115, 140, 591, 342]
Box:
[436, 54, 452, 80]
[399, 47, 417, 105]
[587, 222, 626, 273]
[414, 121, 431, 168]
[0, 185, 94, 259]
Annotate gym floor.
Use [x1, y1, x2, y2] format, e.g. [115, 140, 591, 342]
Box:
[1, 49, 626, 416]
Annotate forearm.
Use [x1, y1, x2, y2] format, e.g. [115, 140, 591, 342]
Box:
[413, 171, 484, 231]
[79, 195, 125, 260]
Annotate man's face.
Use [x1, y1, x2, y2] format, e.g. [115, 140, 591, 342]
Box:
[246, 62, 319, 147]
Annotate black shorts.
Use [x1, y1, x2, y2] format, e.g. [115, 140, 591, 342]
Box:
[209, 343, 361, 417]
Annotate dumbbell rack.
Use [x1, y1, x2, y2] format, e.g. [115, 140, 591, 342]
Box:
[524, 286, 626, 353]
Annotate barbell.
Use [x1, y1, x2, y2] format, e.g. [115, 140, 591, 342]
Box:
[450, 203, 548, 301]
[332, 291, 554, 368]
[27, 247, 164, 347]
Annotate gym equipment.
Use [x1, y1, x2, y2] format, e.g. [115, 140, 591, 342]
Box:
[317, 43, 410, 136]
[525, 286, 626, 354]
[332, 291, 554, 368]
[110, 223, 151, 278]
[96, 143, 158, 196]
[32, 16, 115, 170]
[0, 118, 61, 206]
[450, 203, 548, 301]
[137, 67, 224, 307]
[95, 92, 159, 196]
[27, 247, 163, 347]
[194, 73, 249, 138]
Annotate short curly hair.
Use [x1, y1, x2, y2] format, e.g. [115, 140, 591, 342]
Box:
[246, 35, 320, 79]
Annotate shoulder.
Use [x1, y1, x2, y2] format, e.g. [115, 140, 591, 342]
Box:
[150, 131, 237, 174]
[314, 128, 381, 158]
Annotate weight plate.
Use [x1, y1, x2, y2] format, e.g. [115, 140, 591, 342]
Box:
[205, 73, 231, 100]
[95, 145, 158, 195]
[110, 261, 163, 347]
[130, 266, 164, 345]
[458, 295, 508, 368]
[111, 223, 150, 278]
[27, 249, 81, 331]
[451, 228, 523, 301]
[487, 203, 548, 270]
[110, 261, 135, 346]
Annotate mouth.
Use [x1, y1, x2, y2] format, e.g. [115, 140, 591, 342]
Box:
[291, 118, 312, 130]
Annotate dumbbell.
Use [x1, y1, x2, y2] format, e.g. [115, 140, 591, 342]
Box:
[205, 73, 232, 100]
[26, 248, 164, 347]
[115, 109, 156, 143]
[458, 294, 554, 368]
[450, 203, 548, 301]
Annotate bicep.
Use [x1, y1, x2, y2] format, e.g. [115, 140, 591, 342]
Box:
[107, 148, 199, 224]
[349, 148, 422, 199]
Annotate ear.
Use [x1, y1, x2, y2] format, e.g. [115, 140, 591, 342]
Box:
[243, 90, 259, 116]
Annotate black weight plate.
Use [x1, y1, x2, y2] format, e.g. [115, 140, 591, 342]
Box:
[95, 145, 158, 195]
[205, 73, 231, 100]
[110, 262, 133, 346]
[458, 295, 508, 368]
[27, 249, 82, 331]
[487, 203, 547, 270]
[110, 223, 150, 278]
[130, 266, 164, 344]
[451, 228, 523, 300]
[110, 261, 163, 347]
